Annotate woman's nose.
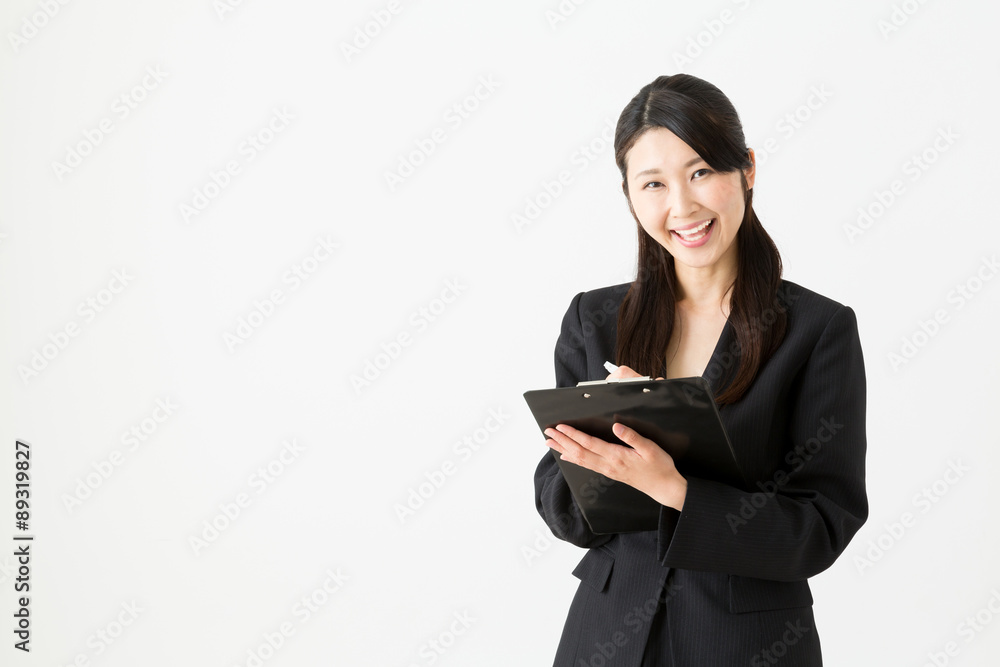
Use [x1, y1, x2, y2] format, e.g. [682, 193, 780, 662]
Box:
[666, 184, 697, 218]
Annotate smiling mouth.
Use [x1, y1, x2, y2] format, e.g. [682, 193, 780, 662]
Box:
[672, 219, 714, 242]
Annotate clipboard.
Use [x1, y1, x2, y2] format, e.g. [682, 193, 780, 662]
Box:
[524, 376, 746, 534]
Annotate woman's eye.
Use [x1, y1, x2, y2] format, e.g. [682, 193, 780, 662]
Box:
[643, 181, 663, 190]
[693, 168, 711, 178]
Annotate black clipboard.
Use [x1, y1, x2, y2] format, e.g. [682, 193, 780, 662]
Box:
[524, 376, 745, 534]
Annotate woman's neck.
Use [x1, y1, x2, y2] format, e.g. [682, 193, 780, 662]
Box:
[673, 255, 737, 317]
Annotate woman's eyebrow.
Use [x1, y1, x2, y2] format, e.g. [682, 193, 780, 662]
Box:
[633, 156, 705, 180]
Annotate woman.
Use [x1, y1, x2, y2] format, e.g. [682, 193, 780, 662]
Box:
[534, 74, 868, 666]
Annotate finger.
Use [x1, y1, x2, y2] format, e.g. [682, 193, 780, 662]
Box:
[611, 423, 660, 459]
[608, 364, 647, 381]
[544, 439, 575, 466]
[552, 423, 625, 461]
[545, 425, 609, 467]
[545, 425, 589, 456]
[543, 427, 574, 453]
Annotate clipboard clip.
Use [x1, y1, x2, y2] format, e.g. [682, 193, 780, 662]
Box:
[576, 376, 652, 387]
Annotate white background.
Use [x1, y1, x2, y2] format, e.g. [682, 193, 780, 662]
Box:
[1, 0, 998, 665]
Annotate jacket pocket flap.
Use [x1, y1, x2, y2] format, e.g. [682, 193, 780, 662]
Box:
[572, 547, 614, 593]
[728, 575, 813, 614]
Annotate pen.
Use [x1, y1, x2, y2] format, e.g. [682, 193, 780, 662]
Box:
[603, 361, 618, 373]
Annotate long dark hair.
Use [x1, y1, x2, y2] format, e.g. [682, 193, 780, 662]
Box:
[614, 74, 786, 405]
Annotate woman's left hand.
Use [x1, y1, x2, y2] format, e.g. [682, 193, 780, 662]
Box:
[544, 422, 688, 511]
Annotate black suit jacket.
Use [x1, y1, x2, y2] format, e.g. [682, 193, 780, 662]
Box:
[534, 279, 868, 666]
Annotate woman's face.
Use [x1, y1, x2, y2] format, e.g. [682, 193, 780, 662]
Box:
[624, 127, 755, 274]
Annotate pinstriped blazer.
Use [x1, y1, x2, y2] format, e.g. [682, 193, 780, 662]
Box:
[533, 279, 868, 666]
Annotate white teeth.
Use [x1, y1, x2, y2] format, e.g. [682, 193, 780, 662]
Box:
[675, 220, 713, 239]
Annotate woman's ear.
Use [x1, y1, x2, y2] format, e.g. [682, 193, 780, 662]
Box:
[744, 148, 757, 190]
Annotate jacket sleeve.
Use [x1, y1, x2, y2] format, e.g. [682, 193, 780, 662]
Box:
[657, 304, 869, 581]
[533, 291, 614, 549]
